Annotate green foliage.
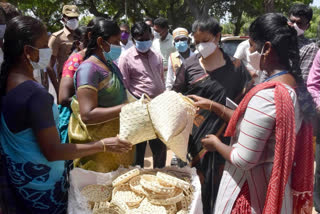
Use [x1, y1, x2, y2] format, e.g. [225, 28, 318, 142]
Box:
[304, 6, 320, 39]
[221, 22, 235, 35]
[79, 15, 93, 26]
[5, 0, 320, 39]
[8, 0, 70, 32]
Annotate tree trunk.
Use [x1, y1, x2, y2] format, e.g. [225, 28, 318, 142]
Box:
[233, 10, 243, 36]
[264, 0, 274, 13]
[168, 0, 175, 28]
[185, 0, 201, 19]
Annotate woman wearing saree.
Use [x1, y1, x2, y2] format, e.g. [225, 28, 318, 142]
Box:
[194, 13, 314, 214]
[58, 25, 87, 144]
[69, 18, 135, 172]
[0, 16, 131, 214]
[173, 17, 252, 213]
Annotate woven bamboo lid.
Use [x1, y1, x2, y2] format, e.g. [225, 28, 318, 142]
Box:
[81, 184, 112, 204]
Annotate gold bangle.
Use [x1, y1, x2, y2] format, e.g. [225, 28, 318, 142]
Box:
[209, 101, 213, 112]
[100, 139, 106, 152]
[220, 106, 226, 118]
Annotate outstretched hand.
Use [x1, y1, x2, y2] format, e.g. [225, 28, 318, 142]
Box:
[188, 95, 212, 111]
[102, 136, 132, 153]
[201, 134, 222, 152]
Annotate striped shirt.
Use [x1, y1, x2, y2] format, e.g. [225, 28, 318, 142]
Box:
[214, 86, 302, 214]
[298, 35, 319, 83]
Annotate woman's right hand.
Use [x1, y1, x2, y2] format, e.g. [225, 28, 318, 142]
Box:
[188, 94, 213, 111]
[101, 136, 132, 153]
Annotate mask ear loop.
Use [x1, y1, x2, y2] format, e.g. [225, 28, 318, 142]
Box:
[26, 45, 38, 62]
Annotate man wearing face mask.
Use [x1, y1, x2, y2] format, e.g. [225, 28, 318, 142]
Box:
[118, 22, 167, 169]
[152, 17, 176, 74]
[47, 5, 80, 95]
[288, 3, 318, 83]
[166, 27, 194, 90]
[119, 23, 133, 59]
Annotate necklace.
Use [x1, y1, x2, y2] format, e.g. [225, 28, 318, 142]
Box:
[263, 70, 288, 82]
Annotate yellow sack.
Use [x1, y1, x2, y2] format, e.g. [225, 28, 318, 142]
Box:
[68, 98, 135, 172]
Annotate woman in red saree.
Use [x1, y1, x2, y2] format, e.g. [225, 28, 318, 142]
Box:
[190, 13, 315, 214]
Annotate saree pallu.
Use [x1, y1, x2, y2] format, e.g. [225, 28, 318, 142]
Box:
[58, 105, 71, 144]
[186, 76, 230, 214]
[0, 105, 68, 214]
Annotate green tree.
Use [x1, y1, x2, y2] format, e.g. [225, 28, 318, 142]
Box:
[305, 6, 320, 39]
[9, 0, 70, 32]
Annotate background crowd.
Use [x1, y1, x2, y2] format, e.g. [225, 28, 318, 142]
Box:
[0, 1, 319, 214]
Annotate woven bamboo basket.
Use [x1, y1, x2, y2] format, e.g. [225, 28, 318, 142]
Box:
[81, 184, 112, 206]
[129, 175, 147, 196]
[156, 172, 190, 191]
[148, 91, 196, 161]
[148, 188, 184, 205]
[112, 184, 144, 208]
[140, 174, 175, 195]
[112, 168, 140, 187]
[119, 94, 157, 145]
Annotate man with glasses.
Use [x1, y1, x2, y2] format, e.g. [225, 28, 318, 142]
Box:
[166, 27, 194, 91]
[288, 3, 318, 83]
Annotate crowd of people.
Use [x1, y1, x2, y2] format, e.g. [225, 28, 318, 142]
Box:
[0, 2, 319, 214]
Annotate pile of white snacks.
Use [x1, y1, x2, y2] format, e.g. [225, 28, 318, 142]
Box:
[81, 169, 194, 214]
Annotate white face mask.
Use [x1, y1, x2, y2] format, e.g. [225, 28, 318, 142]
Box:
[293, 23, 305, 36]
[66, 19, 79, 30]
[154, 31, 161, 39]
[196, 38, 217, 58]
[28, 47, 52, 70]
[247, 46, 264, 71]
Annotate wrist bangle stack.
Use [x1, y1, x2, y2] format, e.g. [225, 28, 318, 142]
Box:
[220, 106, 226, 118]
[100, 139, 106, 152]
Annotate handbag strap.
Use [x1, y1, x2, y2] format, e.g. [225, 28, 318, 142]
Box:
[140, 93, 151, 102]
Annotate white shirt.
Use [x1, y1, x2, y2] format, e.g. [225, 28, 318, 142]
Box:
[234, 40, 263, 84]
[152, 33, 176, 68]
[165, 50, 195, 90]
[115, 40, 134, 64]
[121, 40, 134, 53]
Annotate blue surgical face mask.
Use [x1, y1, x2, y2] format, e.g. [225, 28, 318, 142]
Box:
[175, 40, 189, 53]
[135, 40, 152, 53]
[102, 41, 122, 61]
